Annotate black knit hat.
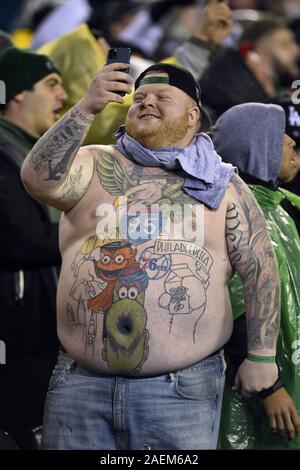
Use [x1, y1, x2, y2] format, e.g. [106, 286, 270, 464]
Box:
[0, 46, 60, 104]
[135, 63, 211, 132]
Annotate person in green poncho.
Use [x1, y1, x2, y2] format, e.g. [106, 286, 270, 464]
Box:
[213, 102, 300, 449]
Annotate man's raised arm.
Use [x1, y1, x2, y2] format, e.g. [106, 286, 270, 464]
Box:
[226, 173, 280, 396]
[21, 62, 133, 211]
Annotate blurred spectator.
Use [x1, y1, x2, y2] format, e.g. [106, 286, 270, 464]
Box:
[242, 16, 300, 84]
[0, 47, 67, 447]
[200, 16, 300, 120]
[30, 0, 147, 54]
[88, 0, 200, 61]
[174, 0, 234, 80]
[31, 0, 91, 49]
[223, 8, 264, 48]
[86, 0, 155, 61]
[9, 0, 68, 49]
[17, 0, 67, 31]
[149, 0, 201, 60]
[88, 0, 142, 50]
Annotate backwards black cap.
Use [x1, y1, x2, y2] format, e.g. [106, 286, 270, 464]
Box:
[135, 63, 211, 132]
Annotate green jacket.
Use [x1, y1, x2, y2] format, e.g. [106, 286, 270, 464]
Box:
[220, 184, 300, 449]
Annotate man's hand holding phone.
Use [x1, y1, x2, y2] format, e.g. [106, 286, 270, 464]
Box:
[78, 61, 133, 116]
[106, 48, 131, 95]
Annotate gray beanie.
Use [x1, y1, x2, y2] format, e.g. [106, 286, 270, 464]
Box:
[213, 102, 286, 185]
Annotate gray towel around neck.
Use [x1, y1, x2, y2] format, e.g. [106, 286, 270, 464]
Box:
[115, 129, 236, 210]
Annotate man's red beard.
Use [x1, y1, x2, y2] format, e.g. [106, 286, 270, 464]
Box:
[125, 111, 190, 149]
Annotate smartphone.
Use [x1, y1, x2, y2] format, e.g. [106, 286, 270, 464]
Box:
[106, 47, 131, 96]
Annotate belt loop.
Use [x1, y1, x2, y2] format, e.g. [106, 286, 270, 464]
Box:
[169, 372, 175, 382]
[220, 349, 227, 374]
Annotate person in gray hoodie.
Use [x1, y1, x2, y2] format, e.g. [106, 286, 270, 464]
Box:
[214, 102, 300, 449]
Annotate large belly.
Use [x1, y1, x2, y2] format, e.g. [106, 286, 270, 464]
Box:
[57, 238, 233, 376]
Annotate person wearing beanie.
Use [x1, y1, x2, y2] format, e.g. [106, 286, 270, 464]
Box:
[213, 102, 300, 449]
[22, 62, 280, 450]
[0, 46, 67, 448]
[0, 46, 66, 136]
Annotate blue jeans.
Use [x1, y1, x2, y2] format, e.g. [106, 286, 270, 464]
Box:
[42, 350, 226, 450]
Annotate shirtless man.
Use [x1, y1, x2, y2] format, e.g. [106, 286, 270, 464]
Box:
[21, 62, 280, 450]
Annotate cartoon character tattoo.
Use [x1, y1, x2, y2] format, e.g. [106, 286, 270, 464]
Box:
[68, 235, 150, 374]
[102, 266, 149, 374]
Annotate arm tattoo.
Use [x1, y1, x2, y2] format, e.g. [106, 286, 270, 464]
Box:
[226, 174, 280, 351]
[56, 165, 89, 203]
[28, 106, 94, 187]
